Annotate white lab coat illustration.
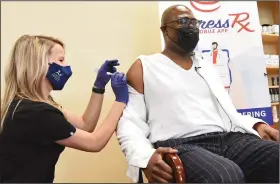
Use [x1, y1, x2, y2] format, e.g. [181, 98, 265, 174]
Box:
[203, 48, 231, 89]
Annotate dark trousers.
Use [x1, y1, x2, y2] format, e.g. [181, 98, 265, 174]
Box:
[154, 132, 279, 183]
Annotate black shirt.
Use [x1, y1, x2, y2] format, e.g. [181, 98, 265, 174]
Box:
[0, 98, 76, 183]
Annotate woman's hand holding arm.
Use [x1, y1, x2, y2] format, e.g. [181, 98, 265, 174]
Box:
[63, 60, 120, 132]
[57, 72, 129, 152]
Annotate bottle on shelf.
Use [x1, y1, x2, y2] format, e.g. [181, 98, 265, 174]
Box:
[272, 24, 279, 35]
[274, 88, 279, 102]
[271, 77, 275, 86]
[273, 89, 277, 102]
[277, 77, 279, 86]
[270, 88, 275, 103]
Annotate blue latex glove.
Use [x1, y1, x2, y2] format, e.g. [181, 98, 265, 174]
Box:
[94, 60, 120, 89]
[111, 72, 129, 104]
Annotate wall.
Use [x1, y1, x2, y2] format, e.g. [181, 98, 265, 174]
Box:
[1, 1, 161, 182]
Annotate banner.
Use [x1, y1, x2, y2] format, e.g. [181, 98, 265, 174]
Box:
[158, 1, 273, 124]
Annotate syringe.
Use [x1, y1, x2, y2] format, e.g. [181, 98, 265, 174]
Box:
[94, 68, 114, 76]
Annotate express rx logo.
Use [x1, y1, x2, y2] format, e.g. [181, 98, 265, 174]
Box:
[189, 1, 255, 34]
[52, 70, 63, 81]
[190, 0, 221, 13]
[199, 12, 255, 34]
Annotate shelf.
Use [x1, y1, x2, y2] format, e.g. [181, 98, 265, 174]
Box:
[258, 1, 279, 24]
[269, 86, 279, 88]
[262, 33, 279, 43]
[271, 102, 279, 106]
[266, 66, 279, 73]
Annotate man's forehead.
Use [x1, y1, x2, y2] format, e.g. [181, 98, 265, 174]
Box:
[176, 5, 191, 12]
[169, 6, 195, 21]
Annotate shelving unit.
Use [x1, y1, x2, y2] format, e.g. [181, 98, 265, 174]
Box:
[266, 66, 279, 70]
[262, 33, 279, 43]
[271, 102, 279, 106]
[269, 86, 279, 89]
[257, 1, 279, 129]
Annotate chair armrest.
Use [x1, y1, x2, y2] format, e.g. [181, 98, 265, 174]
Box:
[163, 153, 186, 183]
[272, 123, 278, 130]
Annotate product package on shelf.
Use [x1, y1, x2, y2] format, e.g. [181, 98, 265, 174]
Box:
[264, 54, 279, 66]
[262, 24, 279, 35]
[268, 75, 279, 124]
[269, 88, 279, 103]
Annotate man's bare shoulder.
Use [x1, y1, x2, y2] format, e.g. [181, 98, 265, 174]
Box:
[126, 59, 144, 94]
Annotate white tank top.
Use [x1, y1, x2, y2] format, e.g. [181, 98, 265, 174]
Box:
[140, 53, 225, 143]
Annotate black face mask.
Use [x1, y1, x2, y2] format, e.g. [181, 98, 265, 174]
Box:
[167, 27, 199, 54]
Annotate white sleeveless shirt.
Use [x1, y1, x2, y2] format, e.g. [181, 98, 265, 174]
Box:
[140, 53, 225, 143]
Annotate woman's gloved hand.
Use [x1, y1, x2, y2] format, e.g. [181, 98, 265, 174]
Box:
[111, 72, 129, 104]
[94, 60, 120, 89]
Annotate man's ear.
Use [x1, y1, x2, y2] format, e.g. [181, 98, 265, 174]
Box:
[160, 26, 167, 35]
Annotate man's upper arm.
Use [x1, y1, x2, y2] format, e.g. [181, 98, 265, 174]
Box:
[127, 59, 144, 94]
[116, 59, 156, 169]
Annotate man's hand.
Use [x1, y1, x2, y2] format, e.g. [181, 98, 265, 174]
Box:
[254, 122, 279, 141]
[143, 147, 178, 183]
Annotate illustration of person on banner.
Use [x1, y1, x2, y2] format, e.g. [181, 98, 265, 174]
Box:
[210, 42, 224, 65]
[202, 41, 231, 92]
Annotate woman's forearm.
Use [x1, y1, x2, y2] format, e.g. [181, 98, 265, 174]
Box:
[57, 72, 128, 153]
[90, 101, 125, 151]
[82, 92, 104, 132]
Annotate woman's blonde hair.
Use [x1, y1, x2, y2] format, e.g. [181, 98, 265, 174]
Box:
[1, 35, 64, 132]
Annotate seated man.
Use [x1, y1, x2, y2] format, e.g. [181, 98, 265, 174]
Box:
[117, 4, 279, 183]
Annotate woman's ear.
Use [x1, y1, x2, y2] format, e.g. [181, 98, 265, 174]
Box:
[48, 59, 54, 65]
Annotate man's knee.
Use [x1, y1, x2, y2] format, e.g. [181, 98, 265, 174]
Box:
[238, 140, 279, 183]
[203, 161, 244, 183]
[270, 141, 279, 159]
[261, 141, 279, 179]
[222, 161, 244, 183]
[259, 141, 279, 165]
[179, 146, 244, 183]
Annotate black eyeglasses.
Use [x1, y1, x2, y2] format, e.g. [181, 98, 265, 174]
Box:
[164, 17, 201, 29]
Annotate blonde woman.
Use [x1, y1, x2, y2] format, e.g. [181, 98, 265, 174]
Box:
[0, 35, 129, 183]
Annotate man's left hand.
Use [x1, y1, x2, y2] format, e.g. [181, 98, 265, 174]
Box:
[254, 122, 279, 141]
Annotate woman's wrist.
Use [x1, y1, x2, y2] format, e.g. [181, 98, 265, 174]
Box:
[92, 86, 105, 94]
